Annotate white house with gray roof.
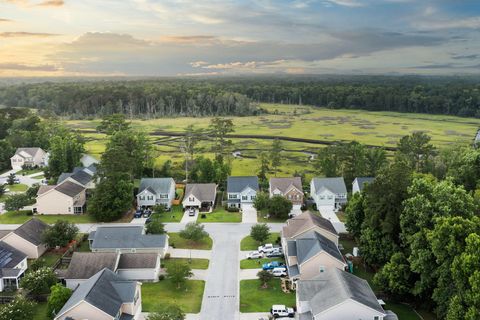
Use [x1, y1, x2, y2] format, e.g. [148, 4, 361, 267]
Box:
[352, 177, 375, 194]
[0, 241, 28, 292]
[55, 268, 142, 320]
[296, 268, 387, 320]
[227, 176, 259, 209]
[88, 225, 169, 257]
[310, 177, 347, 211]
[10, 147, 48, 170]
[136, 178, 176, 209]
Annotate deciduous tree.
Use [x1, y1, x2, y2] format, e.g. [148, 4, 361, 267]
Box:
[250, 223, 271, 244]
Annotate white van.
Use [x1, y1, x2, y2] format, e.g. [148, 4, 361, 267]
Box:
[271, 267, 287, 277]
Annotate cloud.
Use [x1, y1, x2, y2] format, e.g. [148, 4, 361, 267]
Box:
[0, 18, 13, 22]
[414, 16, 480, 30]
[36, 0, 64, 7]
[0, 62, 58, 71]
[325, 0, 365, 7]
[0, 31, 59, 37]
[451, 54, 479, 60]
[4, 0, 64, 7]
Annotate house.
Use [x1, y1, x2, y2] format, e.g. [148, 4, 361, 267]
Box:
[310, 177, 347, 211]
[58, 165, 97, 189]
[0, 218, 48, 258]
[89, 225, 169, 257]
[182, 183, 217, 212]
[10, 147, 48, 170]
[285, 230, 346, 282]
[0, 241, 28, 292]
[269, 177, 304, 209]
[352, 177, 375, 195]
[296, 268, 387, 320]
[64, 252, 161, 290]
[35, 181, 87, 215]
[227, 176, 259, 209]
[282, 211, 339, 247]
[54, 268, 142, 320]
[136, 178, 176, 209]
[80, 154, 99, 168]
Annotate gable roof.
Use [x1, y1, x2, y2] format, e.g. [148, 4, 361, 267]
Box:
[58, 167, 95, 186]
[57, 268, 136, 318]
[138, 178, 174, 195]
[90, 226, 167, 250]
[0, 241, 27, 270]
[312, 177, 347, 195]
[288, 230, 344, 264]
[13, 218, 49, 246]
[227, 176, 259, 193]
[282, 211, 338, 239]
[297, 268, 385, 316]
[270, 177, 303, 194]
[117, 253, 158, 269]
[184, 183, 217, 202]
[353, 177, 375, 192]
[14, 147, 44, 158]
[64, 252, 118, 280]
[54, 181, 86, 197]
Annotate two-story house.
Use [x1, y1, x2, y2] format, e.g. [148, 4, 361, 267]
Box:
[227, 176, 259, 209]
[352, 177, 375, 195]
[35, 181, 86, 215]
[57, 165, 97, 190]
[310, 177, 347, 211]
[269, 177, 304, 210]
[136, 178, 176, 209]
[182, 183, 217, 212]
[10, 147, 48, 170]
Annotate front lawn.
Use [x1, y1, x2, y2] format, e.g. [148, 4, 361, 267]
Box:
[240, 279, 296, 312]
[0, 211, 96, 224]
[163, 258, 209, 270]
[168, 232, 213, 250]
[156, 205, 183, 223]
[142, 279, 205, 313]
[240, 232, 280, 251]
[17, 168, 44, 175]
[199, 209, 242, 223]
[257, 210, 287, 223]
[240, 257, 285, 269]
[5, 183, 28, 192]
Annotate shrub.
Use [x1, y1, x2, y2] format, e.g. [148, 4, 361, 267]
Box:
[0, 296, 36, 320]
[164, 253, 171, 260]
[20, 267, 57, 295]
[47, 284, 72, 318]
[158, 274, 166, 281]
[179, 222, 209, 242]
[42, 220, 79, 248]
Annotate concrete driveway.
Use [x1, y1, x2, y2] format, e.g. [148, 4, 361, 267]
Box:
[181, 208, 199, 224]
[241, 204, 257, 223]
[317, 206, 347, 233]
[239, 269, 261, 280]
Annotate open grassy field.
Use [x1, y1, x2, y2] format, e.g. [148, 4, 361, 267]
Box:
[68, 104, 479, 177]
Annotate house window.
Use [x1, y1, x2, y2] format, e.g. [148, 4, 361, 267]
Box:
[374, 317, 379, 320]
[189, 197, 194, 201]
[229, 194, 237, 199]
[327, 195, 333, 200]
[68, 207, 71, 212]
[74, 206, 83, 214]
[147, 196, 154, 200]
[251, 195, 256, 200]
[288, 195, 292, 199]
[320, 195, 325, 200]
[159, 194, 168, 199]
[139, 196, 145, 200]
[319, 265, 325, 273]
[242, 195, 248, 200]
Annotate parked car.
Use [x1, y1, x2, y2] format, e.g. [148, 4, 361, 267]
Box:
[143, 209, 152, 218]
[271, 267, 287, 277]
[188, 207, 196, 216]
[134, 210, 144, 218]
[266, 248, 283, 258]
[270, 305, 295, 318]
[13, 178, 20, 184]
[246, 251, 263, 259]
[145, 216, 153, 224]
[262, 261, 285, 270]
[258, 243, 275, 253]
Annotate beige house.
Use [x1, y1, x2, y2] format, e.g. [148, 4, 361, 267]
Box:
[0, 219, 49, 259]
[282, 211, 339, 247]
[10, 147, 48, 170]
[269, 177, 304, 209]
[55, 268, 142, 320]
[35, 181, 86, 215]
[182, 183, 217, 212]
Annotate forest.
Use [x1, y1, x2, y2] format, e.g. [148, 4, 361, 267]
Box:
[0, 75, 480, 118]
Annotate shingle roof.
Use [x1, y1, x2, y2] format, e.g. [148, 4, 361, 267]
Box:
[354, 177, 375, 192]
[138, 178, 174, 195]
[57, 173, 73, 184]
[117, 253, 158, 269]
[55, 181, 85, 197]
[270, 177, 303, 193]
[57, 268, 136, 318]
[0, 230, 11, 240]
[0, 241, 27, 269]
[312, 177, 347, 195]
[64, 252, 118, 280]
[290, 231, 344, 264]
[90, 226, 167, 250]
[227, 176, 259, 193]
[37, 185, 55, 195]
[15, 147, 43, 158]
[185, 183, 217, 202]
[282, 211, 338, 238]
[297, 268, 385, 316]
[13, 218, 49, 246]
[58, 169, 94, 186]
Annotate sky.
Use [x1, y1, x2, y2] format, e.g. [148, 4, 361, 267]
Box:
[0, 0, 480, 77]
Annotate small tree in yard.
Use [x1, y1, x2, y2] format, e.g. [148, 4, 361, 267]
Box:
[47, 284, 72, 318]
[0, 296, 36, 320]
[42, 220, 79, 248]
[0, 184, 5, 197]
[7, 173, 16, 185]
[21, 267, 57, 295]
[257, 270, 273, 289]
[253, 192, 269, 211]
[153, 204, 166, 215]
[168, 263, 193, 289]
[147, 304, 185, 320]
[250, 223, 271, 244]
[268, 195, 292, 219]
[4, 194, 30, 211]
[146, 219, 166, 234]
[179, 222, 209, 243]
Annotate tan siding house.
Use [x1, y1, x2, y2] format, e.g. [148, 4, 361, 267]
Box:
[269, 177, 304, 208]
[0, 219, 49, 259]
[282, 211, 339, 247]
[35, 181, 86, 215]
[10, 147, 48, 170]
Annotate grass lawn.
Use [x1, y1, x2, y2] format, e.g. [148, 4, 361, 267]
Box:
[339, 237, 356, 255]
[142, 279, 205, 313]
[6, 183, 28, 192]
[40, 251, 64, 267]
[257, 210, 288, 223]
[75, 239, 91, 252]
[0, 211, 96, 224]
[156, 205, 183, 223]
[240, 279, 296, 312]
[240, 257, 285, 269]
[199, 209, 242, 223]
[33, 302, 49, 320]
[240, 232, 280, 251]
[17, 168, 43, 175]
[168, 232, 213, 250]
[163, 258, 209, 270]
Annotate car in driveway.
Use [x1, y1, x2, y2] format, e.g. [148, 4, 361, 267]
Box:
[188, 207, 196, 216]
[143, 209, 152, 218]
[271, 267, 287, 277]
[262, 261, 285, 270]
[266, 248, 283, 258]
[258, 243, 275, 253]
[134, 210, 144, 218]
[246, 251, 264, 259]
[270, 305, 295, 318]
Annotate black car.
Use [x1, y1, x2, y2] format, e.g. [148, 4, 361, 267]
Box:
[134, 210, 143, 218]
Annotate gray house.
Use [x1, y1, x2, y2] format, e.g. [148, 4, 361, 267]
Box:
[0, 241, 28, 292]
[54, 268, 142, 320]
[89, 225, 169, 257]
[227, 176, 259, 209]
[182, 183, 217, 212]
[136, 178, 176, 209]
[310, 177, 347, 211]
[58, 165, 97, 189]
[352, 177, 375, 195]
